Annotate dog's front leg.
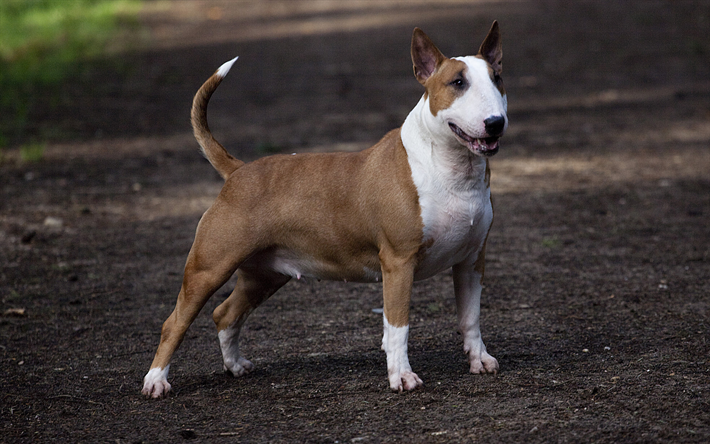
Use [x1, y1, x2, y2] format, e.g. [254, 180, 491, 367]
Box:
[380, 250, 423, 391]
[452, 253, 499, 375]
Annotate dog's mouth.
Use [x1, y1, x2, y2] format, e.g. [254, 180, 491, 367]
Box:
[448, 123, 500, 157]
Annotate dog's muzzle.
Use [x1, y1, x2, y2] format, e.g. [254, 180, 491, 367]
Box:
[449, 123, 501, 157]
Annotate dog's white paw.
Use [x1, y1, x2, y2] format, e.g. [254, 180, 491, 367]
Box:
[389, 370, 424, 392]
[469, 351, 499, 374]
[224, 357, 255, 376]
[382, 319, 423, 392]
[464, 338, 499, 374]
[142, 366, 171, 398]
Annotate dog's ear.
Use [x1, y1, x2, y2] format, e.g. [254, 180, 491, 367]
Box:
[411, 28, 446, 85]
[478, 21, 502, 75]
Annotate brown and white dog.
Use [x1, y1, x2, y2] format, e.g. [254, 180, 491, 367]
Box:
[142, 22, 507, 398]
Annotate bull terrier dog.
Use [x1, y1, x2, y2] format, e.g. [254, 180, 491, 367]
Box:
[142, 22, 507, 398]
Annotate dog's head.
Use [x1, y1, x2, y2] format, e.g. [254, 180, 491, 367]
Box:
[411, 22, 507, 157]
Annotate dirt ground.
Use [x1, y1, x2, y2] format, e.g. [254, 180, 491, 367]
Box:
[1, 0, 709, 442]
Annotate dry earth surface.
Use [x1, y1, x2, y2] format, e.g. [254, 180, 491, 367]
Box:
[1, 0, 709, 442]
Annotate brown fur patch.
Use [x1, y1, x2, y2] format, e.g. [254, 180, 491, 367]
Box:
[209, 130, 424, 328]
[426, 58, 468, 117]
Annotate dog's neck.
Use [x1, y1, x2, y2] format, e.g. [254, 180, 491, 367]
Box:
[401, 95, 489, 191]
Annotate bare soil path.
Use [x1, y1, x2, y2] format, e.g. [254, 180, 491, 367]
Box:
[1, 1, 709, 442]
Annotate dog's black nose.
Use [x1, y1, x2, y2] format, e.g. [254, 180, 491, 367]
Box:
[484, 115, 506, 137]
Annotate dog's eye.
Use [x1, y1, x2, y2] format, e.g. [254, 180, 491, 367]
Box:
[450, 78, 466, 89]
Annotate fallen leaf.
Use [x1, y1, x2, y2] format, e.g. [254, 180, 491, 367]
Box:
[3, 308, 26, 317]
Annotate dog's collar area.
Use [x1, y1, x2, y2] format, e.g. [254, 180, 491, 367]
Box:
[448, 122, 500, 157]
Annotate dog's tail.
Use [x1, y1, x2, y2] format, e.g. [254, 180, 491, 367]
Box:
[191, 56, 244, 180]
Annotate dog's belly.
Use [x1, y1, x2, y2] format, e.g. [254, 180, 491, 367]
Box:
[244, 247, 383, 283]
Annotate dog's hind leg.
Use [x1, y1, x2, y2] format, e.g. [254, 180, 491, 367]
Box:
[213, 267, 290, 377]
[142, 207, 249, 398]
[142, 259, 238, 398]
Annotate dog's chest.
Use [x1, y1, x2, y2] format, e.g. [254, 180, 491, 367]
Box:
[409, 159, 492, 279]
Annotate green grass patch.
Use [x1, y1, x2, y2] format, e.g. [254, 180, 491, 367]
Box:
[19, 142, 46, 163]
[0, 0, 142, 147]
[541, 237, 561, 248]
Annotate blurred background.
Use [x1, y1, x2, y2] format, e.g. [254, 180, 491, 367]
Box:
[2, 0, 708, 162]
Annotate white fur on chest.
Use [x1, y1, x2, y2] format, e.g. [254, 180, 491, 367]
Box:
[402, 97, 493, 280]
[414, 166, 491, 278]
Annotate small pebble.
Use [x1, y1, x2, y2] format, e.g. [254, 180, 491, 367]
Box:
[43, 216, 63, 228]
